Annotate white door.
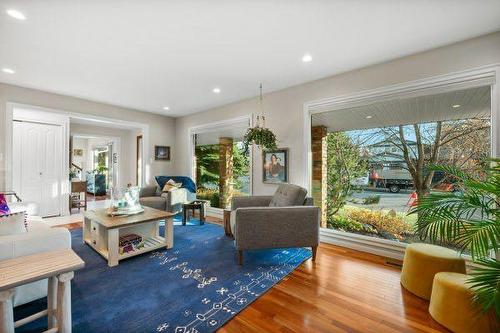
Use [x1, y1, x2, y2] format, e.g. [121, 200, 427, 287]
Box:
[13, 121, 63, 217]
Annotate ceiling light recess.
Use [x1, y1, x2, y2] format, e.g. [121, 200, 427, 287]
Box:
[452, 104, 461, 108]
[163, 106, 170, 110]
[302, 54, 312, 63]
[213, 87, 221, 94]
[6, 9, 26, 20]
[365, 115, 372, 119]
[2, 68, 15, 74]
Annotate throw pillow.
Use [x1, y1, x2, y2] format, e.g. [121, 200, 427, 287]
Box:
[0, 211, 27, 236]
[162, 179, 182, 192]
[0, 193, 10, 215]
[269, 184, 307, 207]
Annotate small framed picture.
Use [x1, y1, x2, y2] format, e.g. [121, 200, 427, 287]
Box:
[73, 149, 83, 157]
[154, 146, 171, 161]
[262, 148, 288, 184]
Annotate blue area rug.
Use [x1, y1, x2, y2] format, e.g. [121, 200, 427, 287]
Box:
[15, 219, 311, 333]
[172, 214, 203, 226]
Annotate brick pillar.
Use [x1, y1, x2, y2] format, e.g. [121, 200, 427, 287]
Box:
[219, 137, 234, 209]
[311, 126, 328, 227]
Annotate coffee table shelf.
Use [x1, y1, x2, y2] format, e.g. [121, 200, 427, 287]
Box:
[83, 207, 175, 267]
[119, 236, 165, 259]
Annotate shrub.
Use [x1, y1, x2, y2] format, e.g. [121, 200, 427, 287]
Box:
[327, 215, 363, 232]
[196, 188, 220, 208]
[362, 195, 381, 205]
[344, 207, 413, 238]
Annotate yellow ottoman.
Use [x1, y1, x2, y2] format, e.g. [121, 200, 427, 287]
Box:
[400, 243, 465, 300]
[429, 272, 498, 333]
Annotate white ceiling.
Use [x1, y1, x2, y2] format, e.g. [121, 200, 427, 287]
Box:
[1, 1, 500, 117]
[311, 86, 491, 132]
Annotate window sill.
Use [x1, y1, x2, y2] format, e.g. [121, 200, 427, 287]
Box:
[320, 228, 479, 268]
[320, 228, 407, 260]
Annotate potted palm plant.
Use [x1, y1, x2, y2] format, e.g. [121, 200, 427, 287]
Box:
[410, 159, 499, 318]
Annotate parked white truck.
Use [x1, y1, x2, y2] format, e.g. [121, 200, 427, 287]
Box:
[371, 167, 414, 193]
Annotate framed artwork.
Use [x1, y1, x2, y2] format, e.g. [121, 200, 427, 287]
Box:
[73, 148, 83, 157]
[155, 145, 171, 161]
[262, 148, 288, 184]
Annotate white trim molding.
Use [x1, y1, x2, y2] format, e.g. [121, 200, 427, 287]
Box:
[320, 228, 407, 260]
[304, 63, 500, 258]
[320, 228, 479, 269]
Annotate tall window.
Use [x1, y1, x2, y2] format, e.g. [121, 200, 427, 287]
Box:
[192, 120, 251, 209]
[311, 86, 491, 245]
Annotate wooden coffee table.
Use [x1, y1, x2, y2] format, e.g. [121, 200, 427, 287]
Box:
[83, 207, 175, 267]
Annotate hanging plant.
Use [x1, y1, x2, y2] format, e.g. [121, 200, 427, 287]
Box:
[242, 83, 279, 153]
[243, 125, 277, 153]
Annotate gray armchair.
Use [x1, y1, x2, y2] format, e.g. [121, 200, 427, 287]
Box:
[139, 186, 192, 213]
[230, 184, 320, 265]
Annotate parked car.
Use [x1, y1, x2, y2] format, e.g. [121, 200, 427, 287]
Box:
[350, 173, 369, 187]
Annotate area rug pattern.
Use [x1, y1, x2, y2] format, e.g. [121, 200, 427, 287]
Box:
[15, 219, 311, 333]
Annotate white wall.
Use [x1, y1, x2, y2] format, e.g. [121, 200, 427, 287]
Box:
[174, 31, 500, 195]
[0, 84, 176, 189]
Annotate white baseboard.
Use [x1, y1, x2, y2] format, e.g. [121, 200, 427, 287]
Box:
[320, 228, 407, 260]
[206, 207, 223, 219]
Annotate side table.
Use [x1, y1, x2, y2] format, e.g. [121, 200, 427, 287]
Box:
[0, 249, 85, 333]
[182, 201, 206, 225]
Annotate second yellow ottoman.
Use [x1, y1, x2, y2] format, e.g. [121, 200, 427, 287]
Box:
[400, 243, 465, 300]
[429, 272, 498, 333]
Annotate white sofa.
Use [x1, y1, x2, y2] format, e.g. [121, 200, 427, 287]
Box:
[0, 217, 71, 306]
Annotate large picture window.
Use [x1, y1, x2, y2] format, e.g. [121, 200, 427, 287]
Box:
[191, 118, 251, 210]
[311, 85, 492, 245]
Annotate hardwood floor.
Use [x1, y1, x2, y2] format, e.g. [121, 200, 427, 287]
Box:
[55, 221, 449, 333]
[218, 242, 449, 333]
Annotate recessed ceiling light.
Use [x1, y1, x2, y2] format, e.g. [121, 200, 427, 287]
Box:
[213, 88, 221, 94]
[302, 54, 312, 63]
[6, 9, 26, 20]
[452, 104, 461, 108]
[2, 68, 15, 74]
[366, 115, 372, 119]
[162, 106, 170, 110]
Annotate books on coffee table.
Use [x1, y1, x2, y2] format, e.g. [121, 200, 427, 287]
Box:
[119, 233, 143, 254]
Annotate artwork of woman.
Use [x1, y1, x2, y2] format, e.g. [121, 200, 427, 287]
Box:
[263, 149, 288, 183]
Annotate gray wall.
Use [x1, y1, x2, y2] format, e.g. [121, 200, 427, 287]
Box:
[0, 84, 176, 189]
[174, 32, 500, 195]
